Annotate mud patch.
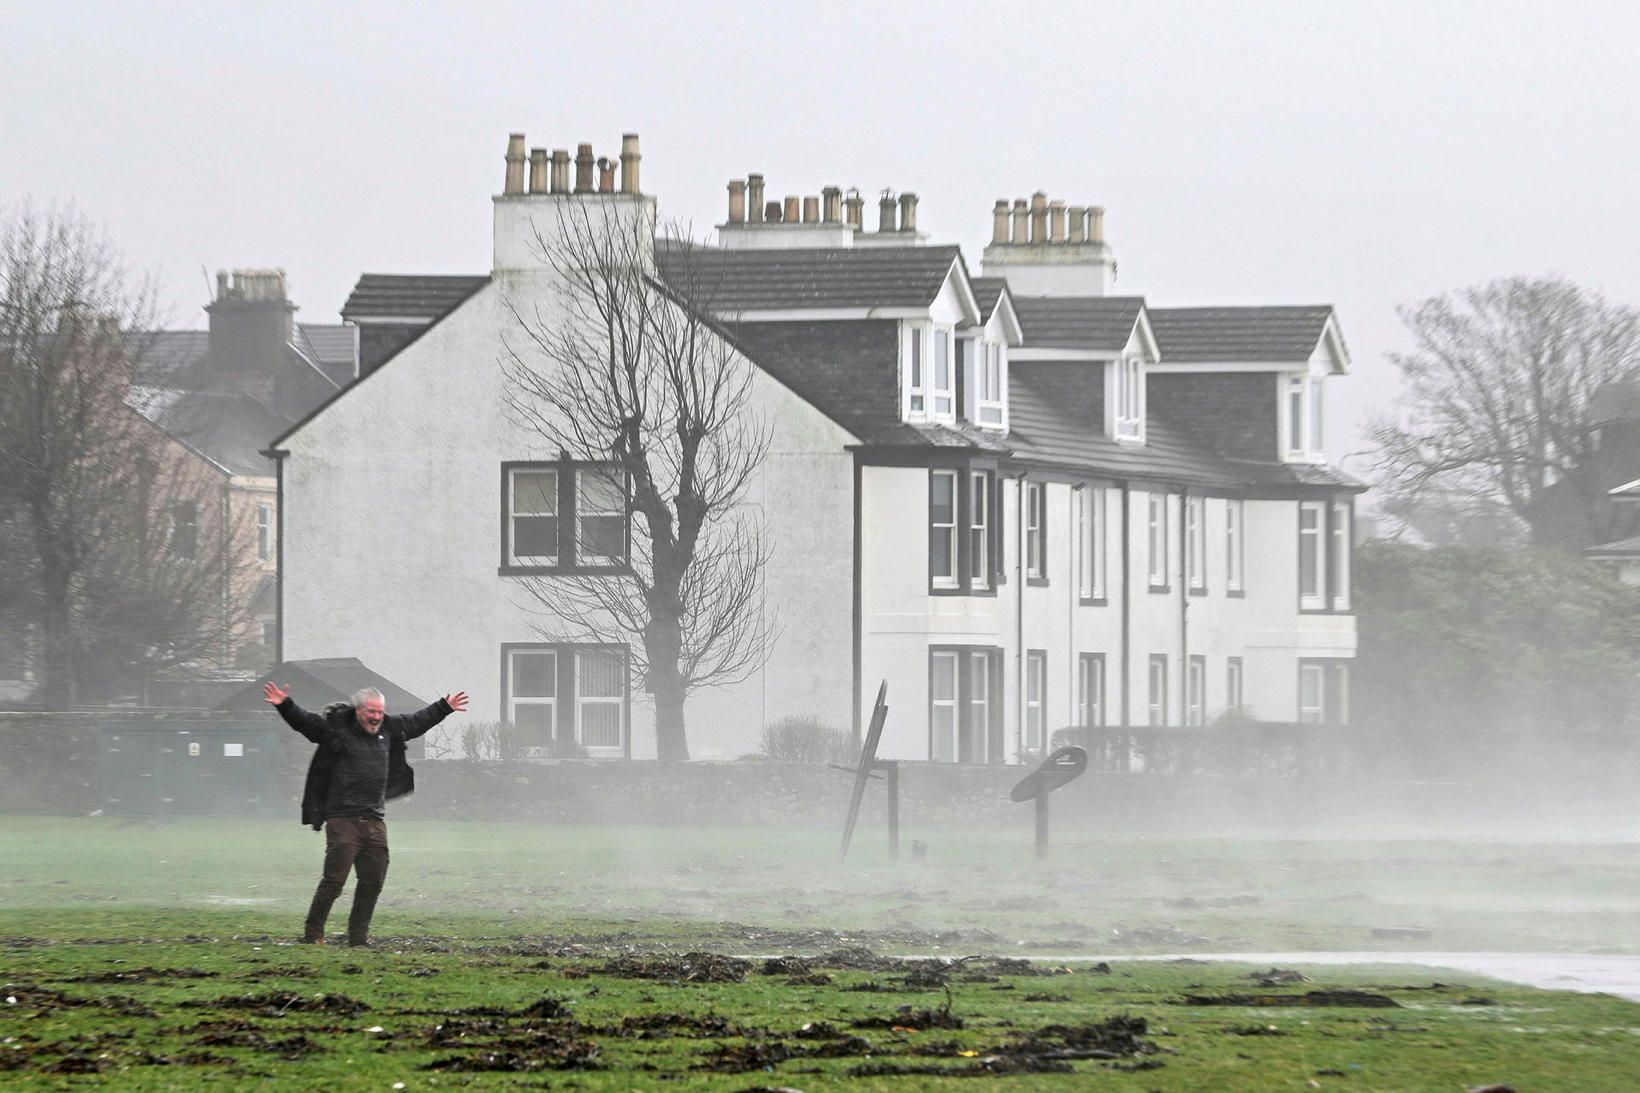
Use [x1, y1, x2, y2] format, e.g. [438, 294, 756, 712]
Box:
[600, 952, 750, 983]
[424, 1037, 601, 1072]
[194, 991, 370, 1017]
[1180, 989, 1400, 1008]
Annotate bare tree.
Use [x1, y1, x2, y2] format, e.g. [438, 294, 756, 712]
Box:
[500, 206, 775, 760]
[1372, 276, 1640, 548]
[0, 206, 250, 706]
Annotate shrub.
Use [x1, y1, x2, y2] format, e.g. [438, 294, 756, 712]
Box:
[759, 716, 856, 765]
[456, 721, 587, 761]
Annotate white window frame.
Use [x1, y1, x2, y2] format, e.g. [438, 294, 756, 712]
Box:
[1226, 499, 1245, 593]
[1147, 655, 1168, 727]
[931, 326, 955, 420]
[1113, 354, 1145, 441]
[977, 339, 1005, 428]
[1331, 501, 1351, 611]
[1026, 481, 1046, 580]
[1284, 372, 1325, 460]
[930, 650, 959, 762]
[507, 647, 558, 748]
[1298, 500, 1327, 610]
[1185, 495, 1206, 592]
[1186, 655, 1206, 726]
[1298, 662, 1326, 724]
[574, 649, 626, 755]
[1078, 653, 1105, 728]
[256, 503, 273, 563]
[1226, 657, 1244, 716]
[930, 469, 959, 589]
[575, 467, 627, 566]
[969, 472, 990, 590]
[1147, 492, 1168, 588]
[508, 466, 560, 568]
[970, 650, 992, 762]
[1025, 650, 1046, 752]
[1078, 486, 1107, 601]
[906, 324, 927, 419]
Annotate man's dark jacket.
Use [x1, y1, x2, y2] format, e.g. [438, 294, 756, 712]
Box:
[275, 696, 452, 830]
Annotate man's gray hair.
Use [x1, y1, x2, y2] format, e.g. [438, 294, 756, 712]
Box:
[351, 687, 385, 708]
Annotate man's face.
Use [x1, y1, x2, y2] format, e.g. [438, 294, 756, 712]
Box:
[356, 696, 386, 734]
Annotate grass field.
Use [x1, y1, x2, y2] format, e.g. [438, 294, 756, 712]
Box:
[4, 818, 1640, 1088]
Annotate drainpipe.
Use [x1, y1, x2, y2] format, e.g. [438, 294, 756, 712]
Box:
[1179, 489, 1189, 728]
[1119, 482, 1131, 727]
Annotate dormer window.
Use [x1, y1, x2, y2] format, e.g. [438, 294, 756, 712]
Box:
[1113, 353, 1145, 442]
[1284, 373, 1325, 459]
[977, 340, 1005, 428]
[904, 322, 956, 424]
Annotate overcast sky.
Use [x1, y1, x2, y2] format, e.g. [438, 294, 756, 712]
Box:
[4, 0, 1638, 470]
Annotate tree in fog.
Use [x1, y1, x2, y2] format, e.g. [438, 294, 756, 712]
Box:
[0, 207, 249, 707]
[1356, 539, 1640, 736]
[500, 208, 774, 761]
[1372, 277, 1640, 548]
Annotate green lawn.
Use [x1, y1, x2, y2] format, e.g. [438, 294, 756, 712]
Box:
[4, 818, 1640, 1089]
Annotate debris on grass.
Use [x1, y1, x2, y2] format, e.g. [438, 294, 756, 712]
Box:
[1180, 990, 1401, 1008]
[600, 952, 750, 983]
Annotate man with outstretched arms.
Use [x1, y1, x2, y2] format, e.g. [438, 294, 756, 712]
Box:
[264, 681, 468, 946]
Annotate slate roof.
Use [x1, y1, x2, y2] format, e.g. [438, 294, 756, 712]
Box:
[294, 324, 357, 386]
[969, 277, 1008, 322]
[132, 330, 210, 385]
[657, 245, 963, 312]
[341, 274, 490, 322]
[724, 319, 1007, 451]
[1149, 306, 1335, 363]
[128, 387, 291, 476]
[215, 657, 429, 713]
[1011, 296, 1145, 351]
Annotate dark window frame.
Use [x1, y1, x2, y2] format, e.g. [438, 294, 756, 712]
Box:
[928, 464, 1002, 598]
[500, 459, 631, 576]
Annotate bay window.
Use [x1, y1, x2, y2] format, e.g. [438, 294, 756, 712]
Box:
[1298, 500, 1326, 610]
[929, 470, 958, 589]
[1078, 486, 1107, 602]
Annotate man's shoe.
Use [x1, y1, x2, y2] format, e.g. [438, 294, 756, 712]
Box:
[300, 935, 325, 945]
[347, 938, 371, 948]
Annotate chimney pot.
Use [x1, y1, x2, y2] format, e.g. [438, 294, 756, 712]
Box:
[783, 195, 800, 223]
[765, 200, 784, 223]
[1089, 205, 1106, 245]
[550, 149, 570, 193]
[822, 185, 842, 224]
[598, 157, 616, 193]
[619, 132, 641, 194]
[504, 133, 527, 195]
[748, 173, 766, 223]
[992, 200, 1010, 245]
[878, 191, 897, 233]
[898, 192, 918, 233]
[1048, 199, 1066, 243]
[529, 148, 548, 194]
[727, 179, 747, 224]
[1029, 191, 1048, 245]
[802, 195, 819, 223]
[575, 143, 595, 193]
[1067, 205, 1086, 243]
[215, 270, 229, 300]
[1011, 198, 1029, 244]
[844, 188, 864, 229]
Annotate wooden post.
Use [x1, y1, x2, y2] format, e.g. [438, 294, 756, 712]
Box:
[884, 761, 900, 861]
[1035, 791, 1050, 860]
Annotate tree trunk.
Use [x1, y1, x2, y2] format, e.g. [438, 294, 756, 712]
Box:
[38, 553, 74, 710]
[643, 610, 689, 761]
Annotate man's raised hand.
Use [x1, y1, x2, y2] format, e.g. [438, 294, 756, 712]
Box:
[263, 682, 290, 706]
[445, 692, 469, 713]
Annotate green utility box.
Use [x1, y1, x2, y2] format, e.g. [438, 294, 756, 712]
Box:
[100, 720, 296, 819]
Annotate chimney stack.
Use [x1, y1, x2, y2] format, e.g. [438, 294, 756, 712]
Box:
[822, 186, 842, 224]
[1029, 192, 1048, 244]
[992, 200, 1010, 244]
[727, 179, 747, 223]
[1048, 199, 1066, 243]
[1067, 205, 1086, 243]
[783, 195, 800, 223]
[597, 157, 616, 193]
[898, 192, 918, 233]
[619, 133, 641, 194]
[1089, 206, 1106, 245]
[550, 149, 570, 193]
[504, 133, 527, 195]
[878, 191, 897, 233]
[748, 173, 765, 223]
[574, 143, 595, 193]
[1011, 199, 1028, 244]
[845, 189, 864, 228]
[529, 148, 548, 194]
